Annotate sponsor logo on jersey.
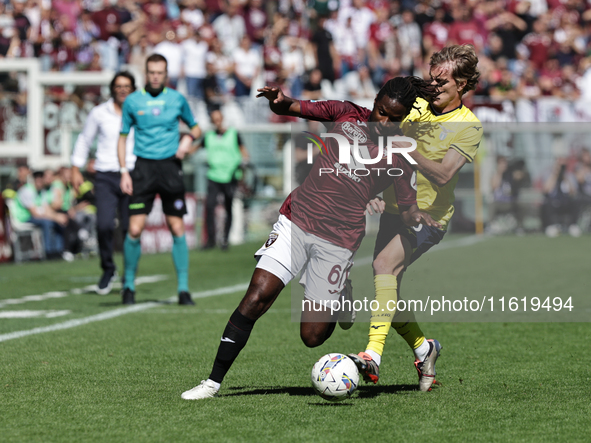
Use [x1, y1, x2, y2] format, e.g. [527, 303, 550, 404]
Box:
[265, 232, 278, 248]
[341, 122, 367, 143]
[138, 111, 145, 115]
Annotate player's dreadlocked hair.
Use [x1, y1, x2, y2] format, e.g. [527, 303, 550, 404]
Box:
[376, 76, 439, 115]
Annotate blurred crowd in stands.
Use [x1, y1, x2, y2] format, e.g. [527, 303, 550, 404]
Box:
[488, 147, 591, 235]
[3, 0, 591, 102]
[2, 163, 96, 261]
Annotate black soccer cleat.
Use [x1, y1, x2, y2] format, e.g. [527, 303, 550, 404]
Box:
[122, 288, 135, 305]
[96, 270, 117, 295]
[178, 291, 195, 305]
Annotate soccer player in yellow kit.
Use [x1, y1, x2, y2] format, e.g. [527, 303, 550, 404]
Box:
[349, 44, 483, 391]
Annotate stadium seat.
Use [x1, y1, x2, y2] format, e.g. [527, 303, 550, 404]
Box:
[4, 199, 46, 263]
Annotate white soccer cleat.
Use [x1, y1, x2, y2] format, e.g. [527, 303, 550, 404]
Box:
[181, 380, 219, 400]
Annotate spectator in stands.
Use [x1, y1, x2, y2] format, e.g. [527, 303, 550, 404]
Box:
[2, 164, 30, 199]
[329, 13, 358, 77]
[339, 0, 375, 51]
[368, 5, 396, 87]
[232, 35, 260, 97]
[200, 108, 249, 250]
[280, 36, 305, 98]
[576, 148, 591, 197]
[207, 36, 233, 94]
[343, 64, 376, 99]
[262, 31, 282, 85]
[212, 0, 245, 55]
[14, 170, 68, 259]
[397, 9, 422, 74]
[182, 26, 208, 99]
[302, 68, 322, 100]
[422, 7, 449, 53]
[541, 158, 580, 237]
[521, 19, 552, 71]
[128, 34, 153, 79]
[53, 166, 83, 261]
[243, 0, 267, 47]
[448, 5, 483, 51]
[154, 27, 185, 89]
[203, 60, 225, 113]
[516, 66, 542, 99]
[489, 156, 530, 234]
[310, 14, 337, 84]
[575, 148, 591, 223]
[181, 0, 205, 31]
[490, 66, 518, 100]
[484, 9, 527, 63]
[92, 0, 122, 71]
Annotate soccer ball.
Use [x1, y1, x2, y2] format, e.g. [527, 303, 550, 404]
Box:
[311, 353, 359, 402]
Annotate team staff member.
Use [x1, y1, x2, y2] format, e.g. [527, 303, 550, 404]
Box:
[118, 54, 202, 306]
[72, 72, 137, 294]
[350, 45, 483, 392]
[200, 108, 249, 251]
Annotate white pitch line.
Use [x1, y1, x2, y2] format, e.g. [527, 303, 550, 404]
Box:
[0, 283, 248, 343]
[0, 275, 169, 308]
[0, 310, 72, 319]
[0, 235, 488, 343]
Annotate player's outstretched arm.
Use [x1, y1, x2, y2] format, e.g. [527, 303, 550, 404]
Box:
[399, 204, 442, 229]
[256, 86, 302, 117]
[410, 147, 468, 188]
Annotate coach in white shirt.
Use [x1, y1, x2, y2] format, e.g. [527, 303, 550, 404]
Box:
[71, 72, 136, 295]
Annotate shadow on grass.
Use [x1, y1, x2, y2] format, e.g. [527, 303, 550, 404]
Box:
[356, 384, 417, 398]
[223, 384, 417, 399]
[224, 386, 314, 397]
[98, 299, 172, 307]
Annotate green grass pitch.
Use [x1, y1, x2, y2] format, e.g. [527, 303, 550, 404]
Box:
[0, 234, 589, 442]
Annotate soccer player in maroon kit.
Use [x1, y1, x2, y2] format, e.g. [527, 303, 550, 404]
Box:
[182, 76, 441, 400]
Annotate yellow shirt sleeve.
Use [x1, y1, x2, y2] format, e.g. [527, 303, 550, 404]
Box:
[449, 123, 483, 163]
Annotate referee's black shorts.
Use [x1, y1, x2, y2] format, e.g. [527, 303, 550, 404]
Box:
[129, 156, 187, 217]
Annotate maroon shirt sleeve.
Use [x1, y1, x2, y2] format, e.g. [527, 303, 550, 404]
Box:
[393, 157, 417, 207]
[299, 100, 353, 122]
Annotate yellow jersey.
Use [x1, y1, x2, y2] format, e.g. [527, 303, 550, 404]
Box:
[383, 97, 482, 229]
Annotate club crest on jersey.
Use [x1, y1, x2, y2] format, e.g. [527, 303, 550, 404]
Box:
[438, 124, 454, 140]
[341, 122, 367, 143]
[152, 107, 161, 116]
[174, 199, 184, 210]
[265, 232, 278, 248]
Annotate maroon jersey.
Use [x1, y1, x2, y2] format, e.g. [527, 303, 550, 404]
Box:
[280, 100, 417, 251]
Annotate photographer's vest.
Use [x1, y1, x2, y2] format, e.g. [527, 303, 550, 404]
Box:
[204, 128, 242, 184]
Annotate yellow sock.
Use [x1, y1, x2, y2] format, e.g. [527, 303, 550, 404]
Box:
[366, 274, 398, 357]
[392, 307, 425, 350]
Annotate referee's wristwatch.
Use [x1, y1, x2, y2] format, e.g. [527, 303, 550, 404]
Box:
[120, 167, 129, 174]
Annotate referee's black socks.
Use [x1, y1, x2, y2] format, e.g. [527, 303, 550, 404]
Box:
[209, 309, 256, 384]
